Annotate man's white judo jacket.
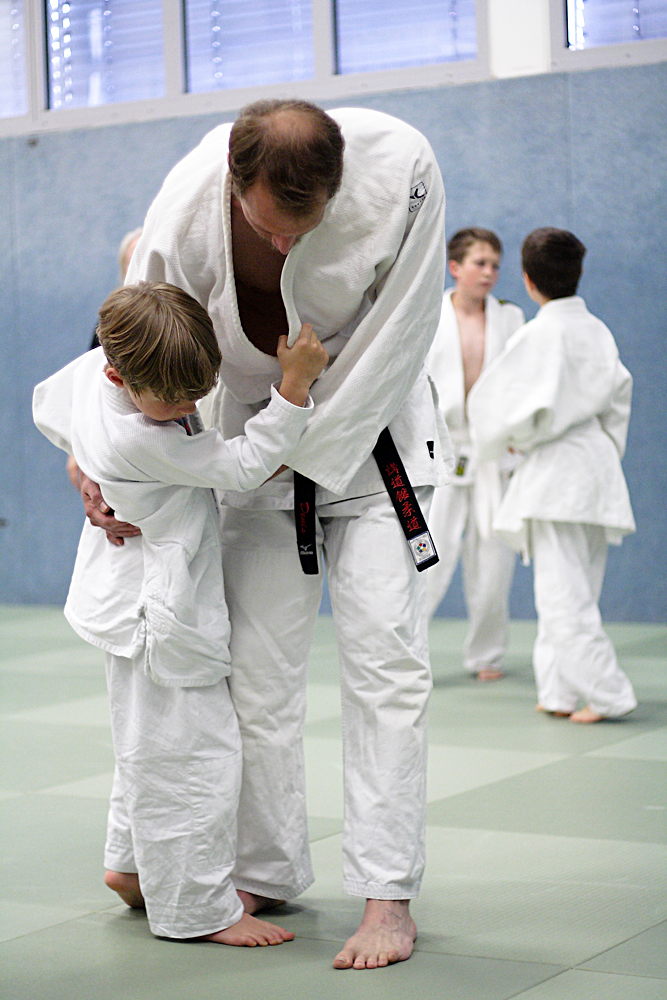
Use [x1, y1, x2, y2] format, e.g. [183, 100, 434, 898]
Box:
[468, 295, 636, 555]
[33, 348, 313, 687]
[126, 107, 453, 506]
[426, 289, 524, 536]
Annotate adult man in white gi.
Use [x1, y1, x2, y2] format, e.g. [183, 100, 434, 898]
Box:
[82, 99, 449, 969]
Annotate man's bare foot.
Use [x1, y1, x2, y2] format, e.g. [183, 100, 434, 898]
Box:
[333, 898, 417, 970]
[535, 703, 571, 718]
[570, 705, 605, 724]
[202, 912, 294, 946]
[237, 889, 286, 915]
[476, 668, 504, 682]
[104, 870, 145, 908]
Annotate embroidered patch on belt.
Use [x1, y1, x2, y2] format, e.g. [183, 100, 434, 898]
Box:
[409, 532, 437, 566]
[409, 181, 428, 213]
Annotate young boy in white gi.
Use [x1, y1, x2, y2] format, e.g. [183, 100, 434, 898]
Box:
[426, 228, 524, 680]
[468, 228, 637, 722]
[33, 281, 328, 943]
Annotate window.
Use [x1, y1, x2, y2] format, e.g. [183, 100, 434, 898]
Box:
[1, 1, 489, 134]
[184, 0, 314, 93]
[45, 0, 165, 110]
[335, 0, 477, 74]
[566, 0, 667, 49]
[0, 1, 27, 119]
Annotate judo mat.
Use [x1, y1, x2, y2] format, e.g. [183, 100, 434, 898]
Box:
[1, 605, 665, 999]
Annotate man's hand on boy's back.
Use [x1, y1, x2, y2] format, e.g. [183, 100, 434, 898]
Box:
[80, 472, 142, 546]
[276, 323, 328, 408]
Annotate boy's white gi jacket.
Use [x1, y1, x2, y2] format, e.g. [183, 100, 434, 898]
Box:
[33, 349, 313, 687]
[426, 290, 524, 535]
[126, 107, 453, 505]
[468, 296, 636, 555]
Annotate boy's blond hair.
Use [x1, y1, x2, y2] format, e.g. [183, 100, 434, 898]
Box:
[97, 282, 221, 403]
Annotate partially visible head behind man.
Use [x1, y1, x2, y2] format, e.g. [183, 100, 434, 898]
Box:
[97, 281, 222, 404]
[228, 99, 345, 218]
[118, 227, 143, 281]
[447, 227, 502, 264]
[522, 227, 586, 300]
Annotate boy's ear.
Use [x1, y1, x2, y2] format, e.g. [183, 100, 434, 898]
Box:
[105, 366, 126, 389]
[448, 259, 460, 280]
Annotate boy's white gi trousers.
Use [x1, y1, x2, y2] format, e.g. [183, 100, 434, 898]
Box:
[531, 520, 637, 717]
[221, 489, 433, 901]
[104, 652, 244, 938]
[426, 480, 515, 672]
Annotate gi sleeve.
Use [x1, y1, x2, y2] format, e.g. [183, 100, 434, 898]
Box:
[468, 323, 565, 462]
[128, 386, 313, 493]
[599, 360, 633, 460]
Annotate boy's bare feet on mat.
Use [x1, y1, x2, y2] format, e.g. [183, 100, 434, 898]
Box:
[203, 912, 294, 946]
[333, 899, 417, 970]
[105, 876, 293, 946]
[535, 703, 571, 718]
[476, 668, 504, 682]
[570, 705, 605, 723]
[104, 870, 145, 908]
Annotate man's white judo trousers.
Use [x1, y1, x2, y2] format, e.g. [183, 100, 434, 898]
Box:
[221, 489, 434, 901]
[531, 520, 637, 717]
[426, 480, 515, 672]
[104, 652, 245, 938]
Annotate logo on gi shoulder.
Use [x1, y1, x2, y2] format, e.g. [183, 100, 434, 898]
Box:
[409, 181, 428, 213]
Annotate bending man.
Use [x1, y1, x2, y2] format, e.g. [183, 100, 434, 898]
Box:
[85, 99, 450, 969]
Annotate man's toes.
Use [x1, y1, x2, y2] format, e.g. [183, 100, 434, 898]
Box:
[333, 950, 354, 969]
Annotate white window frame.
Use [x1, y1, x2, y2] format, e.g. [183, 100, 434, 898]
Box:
[1, 0, 490, 137]
[549, 0, 667, 72]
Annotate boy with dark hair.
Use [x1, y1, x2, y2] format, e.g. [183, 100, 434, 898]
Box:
[426, 227, 524, 680]
[522, 226, 586, 299]
[468, 228, 637, 722]
[33, 281, 328, 944]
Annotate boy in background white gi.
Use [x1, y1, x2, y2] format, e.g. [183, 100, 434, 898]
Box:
[426, 228, 524, 680]
[468, 228, 637, 722]
[33, 281, 327, 944]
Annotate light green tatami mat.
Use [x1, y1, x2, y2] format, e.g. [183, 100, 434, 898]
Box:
[1, 606, 665, 999]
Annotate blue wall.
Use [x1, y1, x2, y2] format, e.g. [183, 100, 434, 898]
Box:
[2, 62, 666, 621]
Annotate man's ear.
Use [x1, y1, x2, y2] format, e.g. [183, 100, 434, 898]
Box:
[448, 259, 460, 281]
[105, 366, 125, 389]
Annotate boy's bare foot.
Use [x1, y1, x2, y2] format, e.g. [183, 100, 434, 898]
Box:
[202, 912, 294, 947]
[237, 889, 286, 915]
[535, 704, 571, 718]
[333, 898, 416, 970]
[104, 870, 145, 908]
[476, 668, 504, 682]
[570, 705, 605, 724]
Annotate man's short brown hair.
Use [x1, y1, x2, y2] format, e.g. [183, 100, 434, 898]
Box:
[228, 99, 345, 217]
[522, 227, 586, 300]
[447, 228, 502, 264]
[97, 282, 222, 404]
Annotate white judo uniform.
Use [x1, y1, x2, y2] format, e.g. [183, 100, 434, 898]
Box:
[425, 290, 524, 673]
[468, 296, 637, 716]
[126, 108, 451, 900]
[33, 347, 314, 938]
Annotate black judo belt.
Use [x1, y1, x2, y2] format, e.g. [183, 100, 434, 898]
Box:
[294, 472, 319, 574]
[293, 429, 438, 575]
[373, 427, 439, 572]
